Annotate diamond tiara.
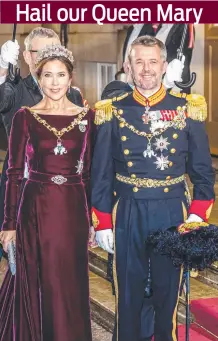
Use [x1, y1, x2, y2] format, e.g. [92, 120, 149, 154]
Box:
[35, 44, 74, 67]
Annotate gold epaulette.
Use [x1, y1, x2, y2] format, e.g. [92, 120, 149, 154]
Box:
[186, 94, 207, 121]
[94, 99, 113, 125]
[169, 90, 187, 99]
[94, 92, 129, 125]
[170, 90, 207, 122]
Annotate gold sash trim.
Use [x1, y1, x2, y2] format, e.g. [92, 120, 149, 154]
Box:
[116, 174, 185, 188]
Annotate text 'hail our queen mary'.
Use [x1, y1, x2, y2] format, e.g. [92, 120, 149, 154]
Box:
[16, 4, 203, 25]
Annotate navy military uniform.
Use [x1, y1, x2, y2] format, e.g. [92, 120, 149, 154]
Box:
[91, 85, 215, 341]
[101, 80, 155, 341]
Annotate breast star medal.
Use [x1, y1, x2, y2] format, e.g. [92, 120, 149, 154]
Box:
[154, 155, 170, 171]
[75, 159, 84, 174]
[153, 136, 170, 152]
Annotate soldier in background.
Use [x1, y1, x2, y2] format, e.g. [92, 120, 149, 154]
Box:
[117, 24, 195, 93]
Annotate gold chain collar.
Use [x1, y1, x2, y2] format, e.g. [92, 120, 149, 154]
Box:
[113, 107, 171, 140]
[26, 107, 88, 139]
[133, 84, 166, 107]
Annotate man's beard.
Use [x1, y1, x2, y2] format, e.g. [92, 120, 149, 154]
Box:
[132, 72, 158, 90]
[130, 66, 160, 91]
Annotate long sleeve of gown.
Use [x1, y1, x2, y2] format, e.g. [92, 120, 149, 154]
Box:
[2, 109, 29, 231]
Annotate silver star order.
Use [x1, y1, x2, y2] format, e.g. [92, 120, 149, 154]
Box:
[154, 136, 170, 152]
[75, 160, 84, 174]
[154, 155, 169, 171]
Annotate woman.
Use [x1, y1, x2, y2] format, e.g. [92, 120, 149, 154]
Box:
[0, 44, 95, 341]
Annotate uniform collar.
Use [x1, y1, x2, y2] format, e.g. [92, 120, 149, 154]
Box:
[133, 84, 166, 107]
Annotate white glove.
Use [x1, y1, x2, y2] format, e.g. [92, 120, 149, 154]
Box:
[185, 214, 203, 223]
[163, 56, 185, 89]
[95, 229, 114, 254]
[0, 40, 20, 69]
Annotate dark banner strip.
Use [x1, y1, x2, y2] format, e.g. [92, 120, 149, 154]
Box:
[0, 1, 218, 24]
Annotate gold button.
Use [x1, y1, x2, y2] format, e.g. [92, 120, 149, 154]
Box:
[164, 188, 169, 193]
[184, 191, 187, 196]
[127, 161, 133, 167]
[124, 149, 130, 155]
[121, 136, 127, 141]
[169, 162, 173, 167]
[133, 187, 138, 192]
[113, 191, 117, 196]
[118, 109, 123, 115]
[170, 148, 176, 154]
[166, 176, 171, 180]
[131, 174, 136, 179]
[173, 134, 178, 139]
[120, 122, 125, 128]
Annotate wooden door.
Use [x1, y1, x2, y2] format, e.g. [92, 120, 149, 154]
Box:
[205, 25, 218, 155]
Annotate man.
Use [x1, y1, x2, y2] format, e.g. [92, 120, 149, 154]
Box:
[91, 36, 215, 341]
[0, 27, 84, 227]
[117, 24, 194, 93]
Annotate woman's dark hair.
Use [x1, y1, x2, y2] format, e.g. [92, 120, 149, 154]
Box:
[36, 56, 74, 79]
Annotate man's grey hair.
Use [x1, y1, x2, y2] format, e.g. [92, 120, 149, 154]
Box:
[127, 35, 167, 62]
[24, 27, 60, 50]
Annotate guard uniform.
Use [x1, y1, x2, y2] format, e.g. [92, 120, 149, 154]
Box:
[91, 85, 215, 341]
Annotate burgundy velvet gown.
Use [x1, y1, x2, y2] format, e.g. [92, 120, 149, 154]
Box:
[0, 107, 95, 341]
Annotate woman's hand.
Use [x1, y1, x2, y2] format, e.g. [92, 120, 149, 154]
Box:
[0, 230, 16, 252]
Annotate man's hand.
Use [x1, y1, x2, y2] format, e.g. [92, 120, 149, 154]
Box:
[185, 214, 203, 223]
[0, 230, 16, 252]
[163, 56, 185, 89]
[95, 229, 114, 254]
[0, 40, 20, 69]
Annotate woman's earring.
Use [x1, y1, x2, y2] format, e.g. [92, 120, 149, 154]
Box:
[68, 86, 71, 94]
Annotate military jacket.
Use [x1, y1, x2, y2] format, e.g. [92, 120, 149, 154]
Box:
[91, 85, 215, 230]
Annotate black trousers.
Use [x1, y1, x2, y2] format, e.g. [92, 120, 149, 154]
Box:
[111, 196, 184, 341]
